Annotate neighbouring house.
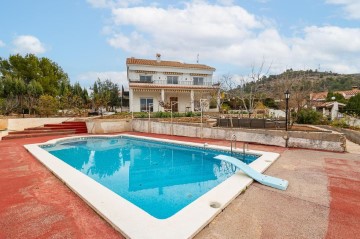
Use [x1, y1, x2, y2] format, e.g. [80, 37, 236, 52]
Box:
[310, 86, 360, 102]
[313, 101, 346, 120]
[310, 86, 360, 120]
[126, 54, 220, 113]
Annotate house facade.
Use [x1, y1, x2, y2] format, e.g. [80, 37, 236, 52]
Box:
[127, 54, 220, 113]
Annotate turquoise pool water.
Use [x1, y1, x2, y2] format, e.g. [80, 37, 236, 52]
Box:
[42, 136, 259, 219]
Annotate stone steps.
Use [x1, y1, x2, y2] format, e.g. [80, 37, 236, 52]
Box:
[2, 121, 88, 140]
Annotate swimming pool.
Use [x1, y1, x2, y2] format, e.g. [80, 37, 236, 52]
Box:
[25, 134, 279, 238]
[41, 136, 258, 219]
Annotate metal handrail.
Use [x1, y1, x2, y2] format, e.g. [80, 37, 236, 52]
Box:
[230, 134, 236, 155]
[243, 142, 249, 155]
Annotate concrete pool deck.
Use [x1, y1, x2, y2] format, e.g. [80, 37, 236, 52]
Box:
[1, 132, 359, 239]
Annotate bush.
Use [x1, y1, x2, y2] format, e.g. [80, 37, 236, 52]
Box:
[330, 118, 349, 128]
[134, 112, 147, 118]
[37, 95, 59, 117]
[153, 111, 171, 118]
[296, 109, 323, 124]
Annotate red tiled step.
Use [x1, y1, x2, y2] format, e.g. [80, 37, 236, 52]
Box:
[62, 121, 87, 125]
[44, 124, 86, 128]
[8, 129, 75, 135]
[2, 130, 76, 140]
[3, 121, 88, 140]
[25, 127, 87, 133]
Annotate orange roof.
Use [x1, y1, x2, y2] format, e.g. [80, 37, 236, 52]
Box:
[340, 89, 360, 99]
[310, 92, 328, 101]
[126, 57, 216, 71]
[311, 88, 360, 101]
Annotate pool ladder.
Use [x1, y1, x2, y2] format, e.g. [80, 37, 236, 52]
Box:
[230, 134, 236, 155]
[230, 134, 249, 155]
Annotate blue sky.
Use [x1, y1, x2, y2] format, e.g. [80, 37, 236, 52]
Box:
[1, 0, 360, 88]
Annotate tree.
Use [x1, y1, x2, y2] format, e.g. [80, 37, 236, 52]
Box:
[326, 92, 347, 104]
[37, 95, 59, 117]
[0, 54, 69, 96]
[24, 80, 43, 115]
[296, 108, 323, 124]
[344, 93, 360, 116]
[90, 79, 117, 112]
[0, 75, 26, 114]
[233, 60, 271, 116]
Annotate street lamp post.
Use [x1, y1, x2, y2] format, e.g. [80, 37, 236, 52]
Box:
[170, 101, 178, 135]
[148, 103, 153, 133]
[284, 90, 290, 131]
[200, 99, 207, 138]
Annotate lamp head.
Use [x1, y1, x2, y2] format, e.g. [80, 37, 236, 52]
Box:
[284, 90, 290, 99]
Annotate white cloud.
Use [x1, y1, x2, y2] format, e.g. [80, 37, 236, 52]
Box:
[326, 0, 360, 19]
[95, 1, 360, 74]
[108, 2, 264, 60]
[0, 40, 5, 47]
[12, 35, 46, 54]
[289, 26, 360, 72]
[76, 71, 128, 89]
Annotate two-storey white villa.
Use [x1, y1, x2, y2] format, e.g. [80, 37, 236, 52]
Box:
[127, 54, 220, 112]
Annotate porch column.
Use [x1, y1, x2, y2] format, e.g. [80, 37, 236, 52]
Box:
[161, 89, 165, 112]
[190, 90, 194, 112]
[331, 102, 339, 120]
[129, 88, 134, 113]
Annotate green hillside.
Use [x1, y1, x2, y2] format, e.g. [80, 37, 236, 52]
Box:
[265, 70, 360, 92]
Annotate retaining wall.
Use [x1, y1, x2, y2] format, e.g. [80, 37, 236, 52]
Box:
[83, 118, 346, 152]
[132, 120, 346, 152]
[317, 125, 360, 145]
[86, 119, 131, 134]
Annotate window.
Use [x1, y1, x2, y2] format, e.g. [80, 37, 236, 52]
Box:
[193, 77, 204, 85]
[140, 98, 153, 112]
[167, 76, 178, 84]
[140, 75, 152, 82]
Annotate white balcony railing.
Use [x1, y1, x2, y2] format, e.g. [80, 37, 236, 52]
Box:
[129, 79, 214, 86]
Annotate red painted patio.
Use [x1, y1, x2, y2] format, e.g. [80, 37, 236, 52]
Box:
[0, 132, 359, 238]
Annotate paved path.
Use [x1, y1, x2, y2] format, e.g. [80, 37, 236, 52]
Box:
[0, 135, 123, 239]
[346, 139, 360, 154]
[1, 133, 359, 239]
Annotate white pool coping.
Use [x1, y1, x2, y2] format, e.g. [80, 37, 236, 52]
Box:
[24, 134, 280, 239]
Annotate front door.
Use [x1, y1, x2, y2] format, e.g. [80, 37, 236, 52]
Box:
[170, 97, 178, 112]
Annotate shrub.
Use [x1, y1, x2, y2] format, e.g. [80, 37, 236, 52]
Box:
[296, 109, 323, 124]
[153, 111, 171, 118]
[330, 118, 349, 128]
[37, 95, 59, 117]
[134, 112, 147, 118]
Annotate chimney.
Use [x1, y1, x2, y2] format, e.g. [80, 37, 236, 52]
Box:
[156, 53, 161, 62]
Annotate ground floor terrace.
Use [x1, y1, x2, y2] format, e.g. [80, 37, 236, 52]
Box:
[129, 84, 220, 113]
[0, 132, 359, 239]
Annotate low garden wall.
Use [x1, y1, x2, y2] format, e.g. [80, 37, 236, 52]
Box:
[317, 125, 360, 145]
[86, 119, 131, 134]
[132, 119, 346, 152]
[6, 117, 74, 131]
[0, 119, 8, 130]
[83, 118, 346, 152]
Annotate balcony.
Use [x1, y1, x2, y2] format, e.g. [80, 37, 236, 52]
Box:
[129, 79, 214, 86]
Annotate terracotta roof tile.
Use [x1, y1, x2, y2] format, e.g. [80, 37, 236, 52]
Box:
[340, 89, 360, 98]
[126, 58, 216, 71]
[129, 83, 220, 90]
[311, 89, 360, 101]
[310, 92, 328, 101]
